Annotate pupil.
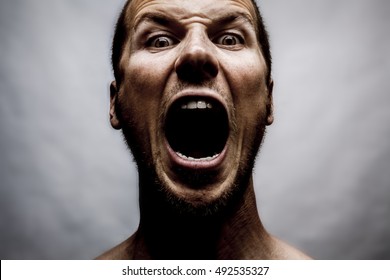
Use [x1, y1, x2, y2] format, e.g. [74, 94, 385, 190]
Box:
[223, 36, 236, 45]
[156, 38, 168, 48]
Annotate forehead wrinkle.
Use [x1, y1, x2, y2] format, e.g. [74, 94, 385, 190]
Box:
[127, 0, 258, 26]
[133, 10, 255, 33]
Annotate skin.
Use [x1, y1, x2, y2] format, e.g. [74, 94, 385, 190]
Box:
[98, 0, 311, 259]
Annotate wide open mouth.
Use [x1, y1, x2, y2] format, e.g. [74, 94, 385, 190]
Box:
[165, 96, 229, 161]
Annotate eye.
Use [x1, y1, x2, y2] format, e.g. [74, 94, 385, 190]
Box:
[147, 35, 177, 48]
[215, 34, 243, 46]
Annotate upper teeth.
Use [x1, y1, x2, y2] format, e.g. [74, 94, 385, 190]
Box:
[181, 100, 213, 109]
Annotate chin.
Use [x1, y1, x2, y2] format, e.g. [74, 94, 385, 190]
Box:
[152, 172, 246, 217]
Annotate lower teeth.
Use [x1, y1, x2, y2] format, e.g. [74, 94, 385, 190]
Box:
[176, 152, 219, 161]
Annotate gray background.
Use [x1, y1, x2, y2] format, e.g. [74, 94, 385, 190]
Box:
[0, 0, 389, 259]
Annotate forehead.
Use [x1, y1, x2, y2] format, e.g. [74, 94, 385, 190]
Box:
[126, 0, 257, 28]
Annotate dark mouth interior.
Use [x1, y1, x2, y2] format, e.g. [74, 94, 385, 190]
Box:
[165, 97, 229, 159]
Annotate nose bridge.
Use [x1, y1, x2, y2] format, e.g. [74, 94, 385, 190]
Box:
[183, 25, 211, 54]
[175, 24, 219, 82]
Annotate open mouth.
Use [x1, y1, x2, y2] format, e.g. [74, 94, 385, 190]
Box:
[165, 96, 229, 164]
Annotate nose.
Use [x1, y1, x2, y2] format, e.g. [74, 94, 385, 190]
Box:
[175, 30, 219, 83]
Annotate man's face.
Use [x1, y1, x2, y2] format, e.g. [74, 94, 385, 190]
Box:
[111, 0, 273, 210]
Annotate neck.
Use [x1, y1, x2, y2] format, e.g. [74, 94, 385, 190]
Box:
[133, 176, 272, 259]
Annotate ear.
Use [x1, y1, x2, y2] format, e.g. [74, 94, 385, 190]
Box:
[266, 79, 274, 126]
[110, 81, 121, 130]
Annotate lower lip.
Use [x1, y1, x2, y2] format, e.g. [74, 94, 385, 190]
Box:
[165, 141, 227, 170]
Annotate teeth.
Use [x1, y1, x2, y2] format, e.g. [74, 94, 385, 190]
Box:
[181, 99, 212, 110]
[176, 152, 219, 161]
[197, 101, 206, 109]
[187, 101, 197, 109]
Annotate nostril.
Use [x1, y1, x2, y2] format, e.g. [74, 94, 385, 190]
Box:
[203, 62, 218, 78]
[176, 62, 196, 82]
[175, 50, 219, 83]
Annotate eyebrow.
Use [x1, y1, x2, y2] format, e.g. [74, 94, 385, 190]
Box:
[133, 11, 255, 32]
[214, 12, 254, 28]
[133, 12, 178, 31]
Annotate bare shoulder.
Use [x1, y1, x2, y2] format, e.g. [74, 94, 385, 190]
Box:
[268, 236, 312, 260]
[95, 233, 311, 260]
[95, 235, 136, 260]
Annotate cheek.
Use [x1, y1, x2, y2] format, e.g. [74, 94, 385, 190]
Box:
[223, 50, 267, 93]
[125, 54, 169, 98]
[117, 53, 176, 152]
[119, 53, 174, 117]
[223, 53, 269, 120]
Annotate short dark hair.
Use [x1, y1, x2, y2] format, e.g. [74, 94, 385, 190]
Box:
[111, 0, 272, 85]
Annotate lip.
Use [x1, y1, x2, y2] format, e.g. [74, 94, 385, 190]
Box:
[163, 89, 230, 171]
[166, 139, 228, 170]
[165, 88, 228, 110]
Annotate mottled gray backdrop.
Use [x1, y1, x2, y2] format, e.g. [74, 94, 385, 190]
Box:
[1, 0, 389, 259]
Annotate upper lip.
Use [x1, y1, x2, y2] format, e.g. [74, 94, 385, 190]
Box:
[164, 88, 229, 119]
